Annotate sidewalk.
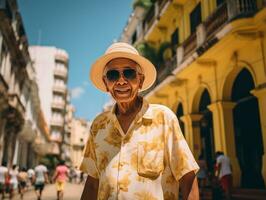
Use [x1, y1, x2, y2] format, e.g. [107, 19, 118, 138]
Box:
[13, 182, 84, 200]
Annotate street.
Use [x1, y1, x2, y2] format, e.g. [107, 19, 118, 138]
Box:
[13, 182, 84, 200]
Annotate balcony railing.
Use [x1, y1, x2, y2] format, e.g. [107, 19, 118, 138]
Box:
[50, 118, 64, 127]
[51, 101, 65, 110]
[158, 0, 169, 14]
[227, 0, 257, 21]
[53, 85, 66, 94]
[182, 32, 197, 59]
[8, 93, 25, 113]
[54, 68, 67, 78]
[204, 2, 228, 40]
[143, 4, 156, 34]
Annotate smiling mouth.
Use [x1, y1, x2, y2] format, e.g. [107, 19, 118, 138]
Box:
[114, 88, 130, 93]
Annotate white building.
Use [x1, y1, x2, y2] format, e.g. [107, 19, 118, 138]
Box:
[29, 46, 69, 156]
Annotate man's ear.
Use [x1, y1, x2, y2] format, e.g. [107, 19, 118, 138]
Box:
[102, 77, 109, 92]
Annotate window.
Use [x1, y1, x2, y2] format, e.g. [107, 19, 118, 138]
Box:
[216, 0, 225, 7]
[171, 28, 179, 54]
[190, 3, 202, 34]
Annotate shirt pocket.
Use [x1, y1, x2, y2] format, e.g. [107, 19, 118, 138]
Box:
[137, 142, 164, 179]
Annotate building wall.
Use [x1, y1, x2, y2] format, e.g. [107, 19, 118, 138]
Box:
[70, 118, 90, 167]
[29, 46, 69, 155]
[29, 46, 55, 122]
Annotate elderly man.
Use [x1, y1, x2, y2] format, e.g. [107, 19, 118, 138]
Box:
[80, 42, 199, 200]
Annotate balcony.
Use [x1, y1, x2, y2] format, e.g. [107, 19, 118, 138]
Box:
[51, 100, 65, 110]
[18, 120, 36, 142]
[204, 2, 228, 40]
[182, 32, 197, 60]
[142, 0, 171, 36]
[8, 93, 25, 114]
[54, 68, 67, 79]
[52, 84, 66, 94]
[50, 118, 64, 127]
[143, 4, 156, 34]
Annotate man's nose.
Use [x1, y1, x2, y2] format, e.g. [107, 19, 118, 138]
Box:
[117, 73, 127, 85]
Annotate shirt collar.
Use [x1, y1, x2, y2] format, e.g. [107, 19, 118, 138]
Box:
[110, 98, 152, 134]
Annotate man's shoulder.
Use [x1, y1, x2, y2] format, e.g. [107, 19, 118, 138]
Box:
[148, 103, 176, 118]
[90, 111, 112, 135]
[91, 111, 111, 125]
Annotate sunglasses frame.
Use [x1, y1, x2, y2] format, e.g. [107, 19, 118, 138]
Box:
[104, 68, 141, 82]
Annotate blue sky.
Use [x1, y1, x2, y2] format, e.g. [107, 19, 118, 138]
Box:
[18, 0, 133, 121]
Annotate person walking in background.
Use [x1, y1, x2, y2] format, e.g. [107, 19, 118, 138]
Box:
[34, 163, 49, 200]
[0, 162, 8, 199]
[9, 164, 19, 199]
[17, 167, 28, 200]
[197, 153, 208, 188]
[215, 151, 233, 200]
[27, 168, 35, 186]
[52, 160, 69, 200]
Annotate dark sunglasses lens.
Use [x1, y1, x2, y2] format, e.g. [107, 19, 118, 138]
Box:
[123, 69, 136, 80]
[106, 70, 119, 81]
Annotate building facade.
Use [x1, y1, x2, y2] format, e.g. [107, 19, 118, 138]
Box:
[70, 117, 90, 168]
[0, 0, 50, 168]
[121, 0, 266, 188]
[29, 46, 69, 157]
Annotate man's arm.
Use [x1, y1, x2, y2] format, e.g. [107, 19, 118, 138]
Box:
[179, 171, 199, 200]
[80, 175, 99, 200]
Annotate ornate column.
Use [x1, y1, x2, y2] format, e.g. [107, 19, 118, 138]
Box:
[251, 87, 266, 183]
[181, 114, 203, 159]
[208, 101, 241, 186]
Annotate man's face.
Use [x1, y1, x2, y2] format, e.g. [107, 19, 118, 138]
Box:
[103, 58, 144, 104]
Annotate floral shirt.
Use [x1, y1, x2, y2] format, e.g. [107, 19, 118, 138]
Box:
[80, 100, 199, 200]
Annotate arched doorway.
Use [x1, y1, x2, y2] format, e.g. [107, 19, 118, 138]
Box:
[232, 68, 265, 188]
[199, 89, 215, 174]
[176, 103, 185, 135]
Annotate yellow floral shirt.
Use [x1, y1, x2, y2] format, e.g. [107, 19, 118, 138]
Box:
[80, 100, 199, 200]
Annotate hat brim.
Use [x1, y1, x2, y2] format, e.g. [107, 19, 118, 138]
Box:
[90, 51, 157, 92]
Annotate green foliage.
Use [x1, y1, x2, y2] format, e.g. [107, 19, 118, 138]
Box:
[136, 41, 172, 70]
[133, 0, 154, 10]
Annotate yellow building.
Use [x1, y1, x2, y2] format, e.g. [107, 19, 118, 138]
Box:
[120, 0, 266, 188]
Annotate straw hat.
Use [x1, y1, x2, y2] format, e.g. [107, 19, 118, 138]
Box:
[90, 42, 157, 92]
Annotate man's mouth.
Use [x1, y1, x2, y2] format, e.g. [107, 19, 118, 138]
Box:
[114, 88, 130, 93]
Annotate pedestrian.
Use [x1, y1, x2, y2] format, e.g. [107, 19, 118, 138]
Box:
[79, 42, 200, 200]
[52, 160, 69, 200]
[9, 164, 19, 199]
[197, 153, 208, 188]
[215, 151, 233, 200]
[27, 168, 35, 186]
[79, 172, 84, 184]
[17, 167, 28, 200]
[33, 162, 49, 200]
[0, 161, 8, 199]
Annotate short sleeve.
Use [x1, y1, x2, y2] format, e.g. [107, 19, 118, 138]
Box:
[79, 131, 99, 179]
[165, 110, 199, 181]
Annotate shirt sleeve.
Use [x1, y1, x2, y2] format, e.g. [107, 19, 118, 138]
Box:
[79, 131, 99, 179]
[165, 110, 199, 181]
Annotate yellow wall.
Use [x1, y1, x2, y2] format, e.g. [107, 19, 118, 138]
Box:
[144, 0, 266, 187]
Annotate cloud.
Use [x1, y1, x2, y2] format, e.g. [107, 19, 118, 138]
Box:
[71, 87, 85, 99]
[83, 81, 89, 86]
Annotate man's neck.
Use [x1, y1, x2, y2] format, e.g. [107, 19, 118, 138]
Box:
[116, 96, 142, 116]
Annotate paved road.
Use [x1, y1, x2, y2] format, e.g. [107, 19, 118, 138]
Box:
[13, 182, 84, 200]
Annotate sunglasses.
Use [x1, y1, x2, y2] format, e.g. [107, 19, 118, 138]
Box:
[105, 68, 138, 82]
